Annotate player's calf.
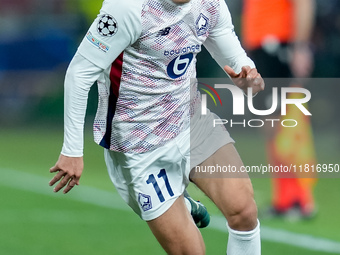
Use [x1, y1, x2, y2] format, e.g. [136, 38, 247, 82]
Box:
[147, 196, 205, 255]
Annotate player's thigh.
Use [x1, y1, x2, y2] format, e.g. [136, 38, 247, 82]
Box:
[147, 195, 205, 255]
[191, 143, 257, 230]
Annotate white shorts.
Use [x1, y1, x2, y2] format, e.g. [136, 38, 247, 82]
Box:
[104, 110, 234, 221]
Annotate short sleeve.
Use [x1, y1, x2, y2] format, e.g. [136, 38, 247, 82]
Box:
[77, 0, 143, 69]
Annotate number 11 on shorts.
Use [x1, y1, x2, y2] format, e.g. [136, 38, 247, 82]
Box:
[146, 169, 174, 202]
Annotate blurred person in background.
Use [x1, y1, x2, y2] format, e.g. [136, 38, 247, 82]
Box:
[241, 0, 317, 219]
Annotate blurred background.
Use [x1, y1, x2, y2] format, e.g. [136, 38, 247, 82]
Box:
[0, 0, 339, 254]
[0, 0, 339, 130]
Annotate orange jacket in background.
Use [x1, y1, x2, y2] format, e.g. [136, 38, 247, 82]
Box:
[242, 0, 294, 50]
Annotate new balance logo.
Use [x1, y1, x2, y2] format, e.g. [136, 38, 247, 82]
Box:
[157, 27, 171, 37]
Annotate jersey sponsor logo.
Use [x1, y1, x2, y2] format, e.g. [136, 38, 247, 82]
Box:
[138, 193, 152, 212]
[85, 31, 110, 52]
[164, 44, 200, 56]
[195, 13, 209, 36]
[167, 53, 193, 79]
[97, 14, 118, 37]
[157, 27, 171, 37]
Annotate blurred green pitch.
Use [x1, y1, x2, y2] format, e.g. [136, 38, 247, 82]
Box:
[0, 128, 339, 254]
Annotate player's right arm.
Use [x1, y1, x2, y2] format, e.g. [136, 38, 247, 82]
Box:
[49, 53, 102, 194]
[49, 0, 142, 193]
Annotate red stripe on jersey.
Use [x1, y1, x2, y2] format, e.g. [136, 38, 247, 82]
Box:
[99, 52, 124, 149]
[109, 52, 124, 97]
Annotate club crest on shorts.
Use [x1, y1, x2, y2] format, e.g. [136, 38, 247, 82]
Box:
[138, 193, 152, 212]
[195, 13, 209, 36]
[97, 14, 118, 37]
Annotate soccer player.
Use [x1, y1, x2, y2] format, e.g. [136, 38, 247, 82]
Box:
[49, 0, 264, 254]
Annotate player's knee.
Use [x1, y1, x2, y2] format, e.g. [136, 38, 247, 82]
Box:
[227, 198, 258, 231]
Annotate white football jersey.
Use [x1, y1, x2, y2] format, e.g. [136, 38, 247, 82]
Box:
[62, 0, 254, 155]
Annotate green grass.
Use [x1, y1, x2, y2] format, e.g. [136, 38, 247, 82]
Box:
[1, 127, 340, 254]
[0, 185, 163, 255]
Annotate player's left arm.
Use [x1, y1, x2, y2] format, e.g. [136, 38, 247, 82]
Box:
[203, 0, 264, 94]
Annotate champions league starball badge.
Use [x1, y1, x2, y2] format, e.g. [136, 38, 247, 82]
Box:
[97, 14, 118, 37]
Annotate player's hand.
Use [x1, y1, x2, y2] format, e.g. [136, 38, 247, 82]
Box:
[224, 65, 265, 95]
[49, 154, 84, 194]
